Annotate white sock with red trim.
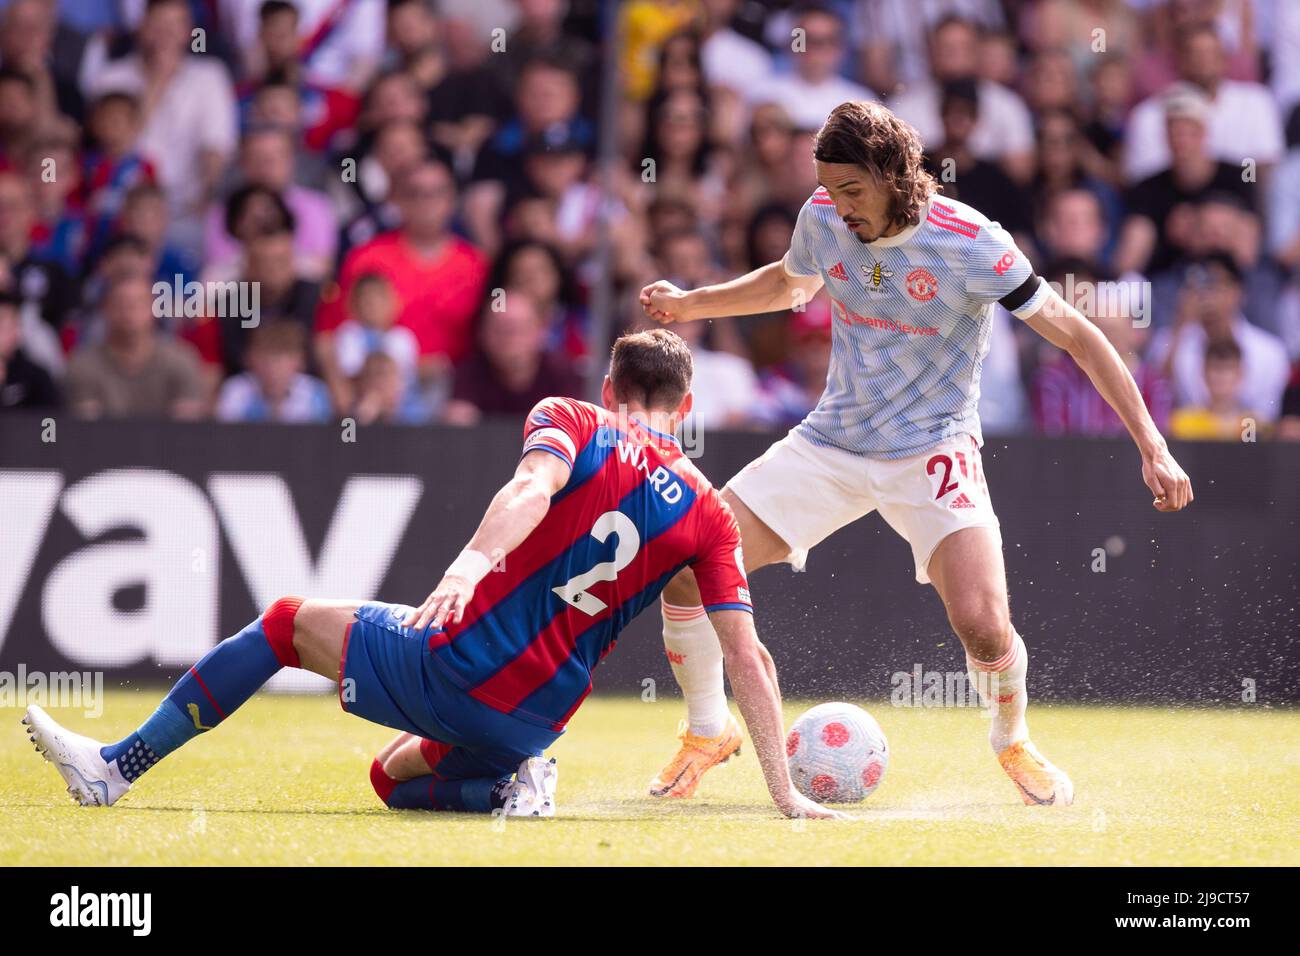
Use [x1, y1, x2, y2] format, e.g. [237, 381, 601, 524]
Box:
[966, 632, 1029, 753]
[661, 600, 729, 738]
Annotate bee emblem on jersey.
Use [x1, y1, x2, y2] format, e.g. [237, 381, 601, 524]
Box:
[860, 261, 894, 292]
[906, 267, 939, 302]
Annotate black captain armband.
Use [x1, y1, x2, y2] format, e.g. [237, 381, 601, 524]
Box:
[998, 274, 1043, 314]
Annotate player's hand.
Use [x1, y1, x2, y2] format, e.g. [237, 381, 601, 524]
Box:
[776, 789, 848, 820]
[639, 280, 691, 324]
[1142, 444, 1193, 512]
[403, 575, 476, 630]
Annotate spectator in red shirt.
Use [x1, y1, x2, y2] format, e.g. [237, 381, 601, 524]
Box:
[316, 160, 488, 395]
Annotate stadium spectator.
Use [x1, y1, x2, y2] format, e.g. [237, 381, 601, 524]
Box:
[185, 225, 321, 379]
[490, 239, 588, 364]
[1115, 84, 1258, 276]
[444, 290, 581, 424]
[923, 79, 1030, 242]
[350, 349, 431, 425]
[0, 170, 77, 369]
[215, 320, 331, 424]
[204, 126, 338, 280]
[889, 15, 1036, 182]
[78, 91, 157, 265]
[224, 0, 386, 93]
[115, 182, 196, 285]
[0, 289, 58, 409]
[85, 0, 238, 258]
[755, 6, 873, 132]
[316, 160, 489, 376]
[64, 274, 206, 419]
[1149, 254, 1289, 422]
[332, 271, 420, 398]
[1032, 260, 1170, 437]
[1169, 337, 1256, 441]
[699, 0, 774, 102]
[1123, 27, 1283, 183]
[0, 0, 83, 125]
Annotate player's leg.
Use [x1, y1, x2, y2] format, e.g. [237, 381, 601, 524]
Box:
[925, 529, 1073, 806]
[368, 734, 553, 815]
[659, 490, 788, 731]
[651, 433, 874, 797]
[24, 596, 353, 806]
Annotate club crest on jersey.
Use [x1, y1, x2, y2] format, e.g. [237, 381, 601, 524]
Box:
[860, 261, 893, 292]
[906, 267, 939, 302]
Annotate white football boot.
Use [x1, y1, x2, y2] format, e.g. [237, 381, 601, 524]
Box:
[502, 756, 557, 818]
[23, 704, 130, 807]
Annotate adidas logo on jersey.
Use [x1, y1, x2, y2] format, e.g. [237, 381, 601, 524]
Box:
[949, 493, 976, 510]
[827, 262, 849, 281]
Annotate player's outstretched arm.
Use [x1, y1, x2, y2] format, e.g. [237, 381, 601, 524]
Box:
[404, 451, 572, 630]
[1023, 287, 1193, 512]
[709, 609, 845, 820]
[640, 261, 823, 325]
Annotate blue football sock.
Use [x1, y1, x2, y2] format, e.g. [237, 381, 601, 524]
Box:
[100, 616, 286, 781]
[385, 776, 511, 813]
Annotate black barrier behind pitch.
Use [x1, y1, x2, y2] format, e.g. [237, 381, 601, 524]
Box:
[0, 414, 1295, 703]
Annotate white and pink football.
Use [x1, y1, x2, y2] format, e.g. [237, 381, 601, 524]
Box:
[786, 702, 889, 803]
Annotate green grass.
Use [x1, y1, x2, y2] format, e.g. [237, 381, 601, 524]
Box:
[2, 692, 1296, 866]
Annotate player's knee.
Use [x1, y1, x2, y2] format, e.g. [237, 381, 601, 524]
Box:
[947, 596, 1012, 660]
[261, 596, 305, 668]
[370, 757, 399, 807]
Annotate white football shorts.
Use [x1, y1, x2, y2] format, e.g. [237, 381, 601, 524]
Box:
[725, 430, 1000, 584]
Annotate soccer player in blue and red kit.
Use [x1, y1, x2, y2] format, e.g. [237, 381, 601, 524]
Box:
[25, 330, 839, 820]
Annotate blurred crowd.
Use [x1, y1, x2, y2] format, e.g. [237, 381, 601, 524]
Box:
[2, 0, 1300, 442]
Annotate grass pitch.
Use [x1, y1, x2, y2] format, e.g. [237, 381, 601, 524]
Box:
[2, 692, 1296, 866]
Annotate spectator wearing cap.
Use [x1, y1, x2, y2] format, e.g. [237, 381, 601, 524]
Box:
[1169, 337, 1258, 441]
[204, 126, 338, 281]
[317, 160, 489, 381]
[444, 288, 581, 425]
[888, 15, 1036, 182]
[84, 0, 238, 258]
[64, 274, 206, 420]
[0, 289, 58, 409]
[1116, 83, 1260, 276]
[1149, 254, 1290, 422]
[215, 320, 331, 424]
[1123, 25, 1283, 183]
[755, 6, 874, 132]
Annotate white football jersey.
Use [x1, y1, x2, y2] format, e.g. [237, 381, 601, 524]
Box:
[783, 190, 1048, 459]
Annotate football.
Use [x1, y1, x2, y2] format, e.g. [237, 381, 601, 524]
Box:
[786, 702, 889, 803]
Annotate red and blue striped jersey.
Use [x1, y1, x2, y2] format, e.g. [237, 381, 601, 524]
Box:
[429, 397, 751, 730]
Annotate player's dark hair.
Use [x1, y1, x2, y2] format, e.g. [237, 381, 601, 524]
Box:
[609, 328, 694, 411]
[814, 101, 937, 230]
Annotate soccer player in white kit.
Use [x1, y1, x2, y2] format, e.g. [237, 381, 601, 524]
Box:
[639, 101, 1193, 806]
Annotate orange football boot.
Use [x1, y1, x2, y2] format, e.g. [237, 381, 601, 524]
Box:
[997, 740, 1074, 806]
[648, 715, 742, 798]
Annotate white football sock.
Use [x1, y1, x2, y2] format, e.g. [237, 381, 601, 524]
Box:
[966, 632, 1029, 753]
[661, 600, 729, 738]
